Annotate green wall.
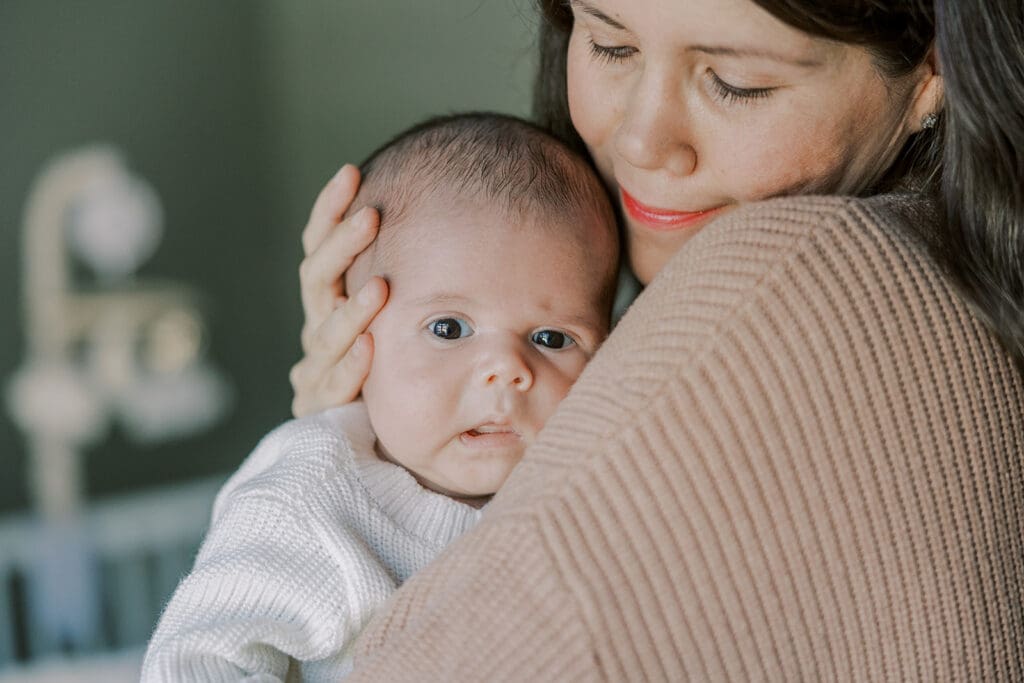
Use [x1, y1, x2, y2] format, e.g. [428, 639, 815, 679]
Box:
[0, 1, 537, 514]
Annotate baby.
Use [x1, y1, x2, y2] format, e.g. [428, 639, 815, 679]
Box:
[142, 112, 618, 682]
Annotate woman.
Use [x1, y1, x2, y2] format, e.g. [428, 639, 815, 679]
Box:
[295, 0, 1024, 679]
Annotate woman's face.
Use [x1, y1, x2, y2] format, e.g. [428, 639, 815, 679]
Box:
[566, 0, 933, 283]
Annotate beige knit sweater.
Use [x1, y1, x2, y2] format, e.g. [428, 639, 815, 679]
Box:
[348, 194, 1024, 681]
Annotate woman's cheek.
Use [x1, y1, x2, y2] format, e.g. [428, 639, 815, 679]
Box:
[743, 111, 857, 198]
[566, 51, 590, 133]
[567, 42, 610, 149]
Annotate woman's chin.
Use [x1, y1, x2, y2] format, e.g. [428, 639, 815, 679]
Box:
[627, 231, 694, 285]
[626, 208, 733, 284]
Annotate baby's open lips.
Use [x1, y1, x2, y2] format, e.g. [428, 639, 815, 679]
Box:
[467, 423, 518, 436]
[459, 421, 522, 447]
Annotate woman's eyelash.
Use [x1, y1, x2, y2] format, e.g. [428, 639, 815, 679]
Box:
[709, 72, 775, 104]
[586, 42, 774, 106]
[588, 38, 636, 64]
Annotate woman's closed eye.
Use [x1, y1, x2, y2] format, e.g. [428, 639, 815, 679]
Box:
[707, 70, 776, 105]
[587, 36, 776, 107]
[531, 329, 576, 350]
[588, 38, 637, 64]
[428, 317, 473, 341]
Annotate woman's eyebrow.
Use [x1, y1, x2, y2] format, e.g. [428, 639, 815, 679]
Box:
[569, 0, 823, 69]
[569, 0, 627, 31]
[689, 44, 824, 68]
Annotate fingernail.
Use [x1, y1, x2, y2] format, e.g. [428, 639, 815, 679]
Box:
[359, 206, 376, 225]
[357, 284, 375, 306]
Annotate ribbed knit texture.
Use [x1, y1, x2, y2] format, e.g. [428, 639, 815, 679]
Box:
[141, 402, 482, 682]
[349, 194, 1024, 681]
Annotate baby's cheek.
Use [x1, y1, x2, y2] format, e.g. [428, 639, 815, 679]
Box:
[533, 361, 584, 427]
[361, 354, 440, 458]
[562, 352, 591, 386]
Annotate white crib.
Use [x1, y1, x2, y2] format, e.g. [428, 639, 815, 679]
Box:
[0, 476, 222, 681]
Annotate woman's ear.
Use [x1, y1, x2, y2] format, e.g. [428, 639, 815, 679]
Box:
[906, 45, 944, 133]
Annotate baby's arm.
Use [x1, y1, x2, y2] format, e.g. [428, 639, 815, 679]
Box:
[142, 412, 395, 682]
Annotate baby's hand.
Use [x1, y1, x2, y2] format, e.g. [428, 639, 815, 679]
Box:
[290, 165, 388, 417]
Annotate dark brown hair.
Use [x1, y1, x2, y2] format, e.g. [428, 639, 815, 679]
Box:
[533, 0, 1024, 370]
[356, 111, 612, 232]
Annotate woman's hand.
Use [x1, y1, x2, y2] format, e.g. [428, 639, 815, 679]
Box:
[290, 164, 388, 417]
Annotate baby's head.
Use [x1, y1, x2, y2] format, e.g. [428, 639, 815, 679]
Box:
[345, 112, 618, 504]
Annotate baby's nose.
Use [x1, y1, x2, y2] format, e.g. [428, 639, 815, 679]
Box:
[481, 342, 533, 392]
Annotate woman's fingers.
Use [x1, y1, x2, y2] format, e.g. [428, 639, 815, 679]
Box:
[303, 164, 362, 256]
[302, 276, 387, 357]
[298, 207, 380, 344]
[290, 333, 375, 418]
[292, 165, 386, 417]
[292, 277, 388, 417]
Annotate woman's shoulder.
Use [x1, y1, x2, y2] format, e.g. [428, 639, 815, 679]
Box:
[707, 191, 935, 253]
[667, 191, 941, 305]
[738, 192, 943, 301]
[602, 192, 953, 384]
[634, 189, 1011, 387]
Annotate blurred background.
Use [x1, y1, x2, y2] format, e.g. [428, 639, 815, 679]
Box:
[0, 1, 536, 679]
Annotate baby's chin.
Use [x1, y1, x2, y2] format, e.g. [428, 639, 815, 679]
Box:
[447, 491, 494, 509]
[430, 468, 522, 505]
[389, 458, 503, 502]
[420, 476, 503, 502]
[374, 438, 519, 502]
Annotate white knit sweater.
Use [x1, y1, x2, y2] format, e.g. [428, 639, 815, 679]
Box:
[141, 403, 484, 682]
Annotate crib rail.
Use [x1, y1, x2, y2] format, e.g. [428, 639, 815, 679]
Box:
[0, 476, 222, 670]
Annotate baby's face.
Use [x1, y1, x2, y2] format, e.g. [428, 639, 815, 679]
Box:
[361, 200, 613, 502]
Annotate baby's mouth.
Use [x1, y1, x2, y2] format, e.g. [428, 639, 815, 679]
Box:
[460, 423, 521, 447]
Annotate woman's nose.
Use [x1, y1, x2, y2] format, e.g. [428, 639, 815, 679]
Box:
[615, 69, 697, 177]
[480, 342, 534, 392]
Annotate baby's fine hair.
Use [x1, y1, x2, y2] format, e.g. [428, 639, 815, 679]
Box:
[354, 111, 614, 233]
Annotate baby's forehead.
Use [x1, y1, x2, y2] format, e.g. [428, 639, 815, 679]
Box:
[380, 193, 609, 265]
[384, 205, 610, 317]
[368, 191, 618, 327]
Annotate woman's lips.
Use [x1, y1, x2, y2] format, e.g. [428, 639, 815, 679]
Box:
[620, 188, 725, 231]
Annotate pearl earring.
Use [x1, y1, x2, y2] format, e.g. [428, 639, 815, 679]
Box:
[921, 113, 938, 130]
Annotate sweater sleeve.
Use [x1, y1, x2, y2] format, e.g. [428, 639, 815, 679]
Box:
[348, 196, 1024, 681]
[141, 416, 396, 683]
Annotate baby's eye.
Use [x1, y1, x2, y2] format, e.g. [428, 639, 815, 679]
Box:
[429, 317, 473, 340]
[531, 329, 575, 350]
